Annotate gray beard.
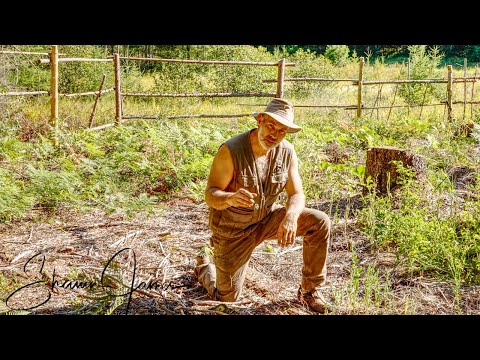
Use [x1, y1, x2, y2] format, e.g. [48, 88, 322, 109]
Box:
[258, 127, 276, 151]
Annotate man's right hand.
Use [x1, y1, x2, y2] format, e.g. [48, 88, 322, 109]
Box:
[226, 188, 257, 208]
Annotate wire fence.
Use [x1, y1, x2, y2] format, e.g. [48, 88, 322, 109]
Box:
[1, 46, 479, 145]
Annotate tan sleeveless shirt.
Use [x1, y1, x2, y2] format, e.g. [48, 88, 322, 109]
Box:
[208, 129, 294, 238]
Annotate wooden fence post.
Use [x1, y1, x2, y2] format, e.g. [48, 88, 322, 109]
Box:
[463, 58, 467, 120]
[447, 65, 453, 122]
[357, 57, 364, 118]
[276, 58, 285, 98]
[89, 74, 106, 128]
[50, 45, 59, 146]
[471, 65, 477, 120]
[114, 53, 122, 124]
[407, 57, 411, 116]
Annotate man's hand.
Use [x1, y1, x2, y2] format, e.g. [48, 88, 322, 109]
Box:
[277, 214, 298, 248]
[226, 188, 257, 208]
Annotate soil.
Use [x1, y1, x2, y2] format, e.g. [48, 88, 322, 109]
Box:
[1, 193, 479, 315]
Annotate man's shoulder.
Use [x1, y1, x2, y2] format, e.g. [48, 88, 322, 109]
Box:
[225, 129, 251, 148]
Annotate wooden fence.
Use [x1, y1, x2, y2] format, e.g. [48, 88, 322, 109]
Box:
[1, 46, 479, 144]
[116, 55, 294, 123]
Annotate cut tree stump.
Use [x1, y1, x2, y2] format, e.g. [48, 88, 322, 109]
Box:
[365, 146, 426, 194]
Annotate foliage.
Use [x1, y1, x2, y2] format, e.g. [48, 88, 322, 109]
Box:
[464, 45, 480, 62]
[330, 252, 398, 314]
[58, 45, 113, 94]
[398, 45, 445, 105]
[284, 48, 337, 99]
[2, 44, 480, 299]
[357, 163, 480, 286]
[150, 45, 277, 94]
[324, 45, 350, 65]
[1, 45, 51, 92]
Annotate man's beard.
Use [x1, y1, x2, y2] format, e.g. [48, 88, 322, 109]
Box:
[258, 126, 278, 151]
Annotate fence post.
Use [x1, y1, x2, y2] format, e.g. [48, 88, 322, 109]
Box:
[407, 57, 411, 116]
[463, 58, 467, 120]
[114, 53, 122, 124]
[276, 58, 285, 98]
[50, 45, 59, 146]
[447, 65, 453, 122]
[357, 57, 364, 118]
[89, 74, 106, 128]
[471, 65, 477, 120]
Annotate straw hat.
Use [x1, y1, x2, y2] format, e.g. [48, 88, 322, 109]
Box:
[253, 98, 301, 133]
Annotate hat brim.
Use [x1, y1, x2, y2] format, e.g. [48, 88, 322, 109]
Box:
[253, 112, 301, 133]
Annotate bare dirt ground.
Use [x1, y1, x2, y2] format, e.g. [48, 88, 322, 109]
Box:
[1, 194, 479, 315]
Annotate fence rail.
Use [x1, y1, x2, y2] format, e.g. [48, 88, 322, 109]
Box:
[122, 113, 253, 119]
[0, 50, 65, 56]
[1, 46, 479, 141]
[117, 56, 295, 66]
[60, 88, 114, 98]
[122, 92, 275, 98]
[0, 91, 49, 96]
[39, 57, 113, 64]
[263, 77, 480, 84]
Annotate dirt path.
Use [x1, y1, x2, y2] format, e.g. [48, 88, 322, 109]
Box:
[1, 197, 479, 315]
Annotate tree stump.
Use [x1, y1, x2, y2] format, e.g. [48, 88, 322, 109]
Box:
[365, 146, 426, 194]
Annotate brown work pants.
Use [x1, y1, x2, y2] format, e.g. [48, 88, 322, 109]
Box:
[194, 207, 331, 302]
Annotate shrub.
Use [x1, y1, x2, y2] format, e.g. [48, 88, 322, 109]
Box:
[152, 45, 277, 94]
[58, 45, 113, 94]
[399, 45, 444, 106]
[324, 45, 350, 66]
[285, 48, 337, 99]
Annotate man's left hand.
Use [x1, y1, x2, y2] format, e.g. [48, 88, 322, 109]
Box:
[277, 215, 298, 248]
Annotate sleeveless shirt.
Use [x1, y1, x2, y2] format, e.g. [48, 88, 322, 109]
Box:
[208, 129, 294, 238]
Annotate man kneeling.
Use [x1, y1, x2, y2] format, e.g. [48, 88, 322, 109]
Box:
[194, 98, 331, 313]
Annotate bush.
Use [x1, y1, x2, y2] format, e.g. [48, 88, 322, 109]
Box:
[324, 45, 350, 66]
[1, 45, 50, 92]
[399, 45, 444, 106]
[152, 45, 277, 94]
[58, 45, 113, 94]
[285, 48, 337, 99]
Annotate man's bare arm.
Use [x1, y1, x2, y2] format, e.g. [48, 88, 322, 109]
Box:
[205, 144, 257, 210]
[284, 149, 306, 219]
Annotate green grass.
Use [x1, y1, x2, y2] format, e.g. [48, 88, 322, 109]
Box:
[329, 251, 408, 315]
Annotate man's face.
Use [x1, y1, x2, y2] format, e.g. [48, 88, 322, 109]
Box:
[257, 114, 289, 151]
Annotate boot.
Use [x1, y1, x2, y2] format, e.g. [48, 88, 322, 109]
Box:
[297, 287, 329, 314]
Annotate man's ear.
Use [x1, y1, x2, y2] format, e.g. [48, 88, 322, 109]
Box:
[256, 113, 263, 126]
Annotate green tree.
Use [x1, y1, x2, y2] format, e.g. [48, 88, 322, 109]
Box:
[399, 45, 444, 105]
[324, 45, 350, 65]
[58, 45, 113, 93]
